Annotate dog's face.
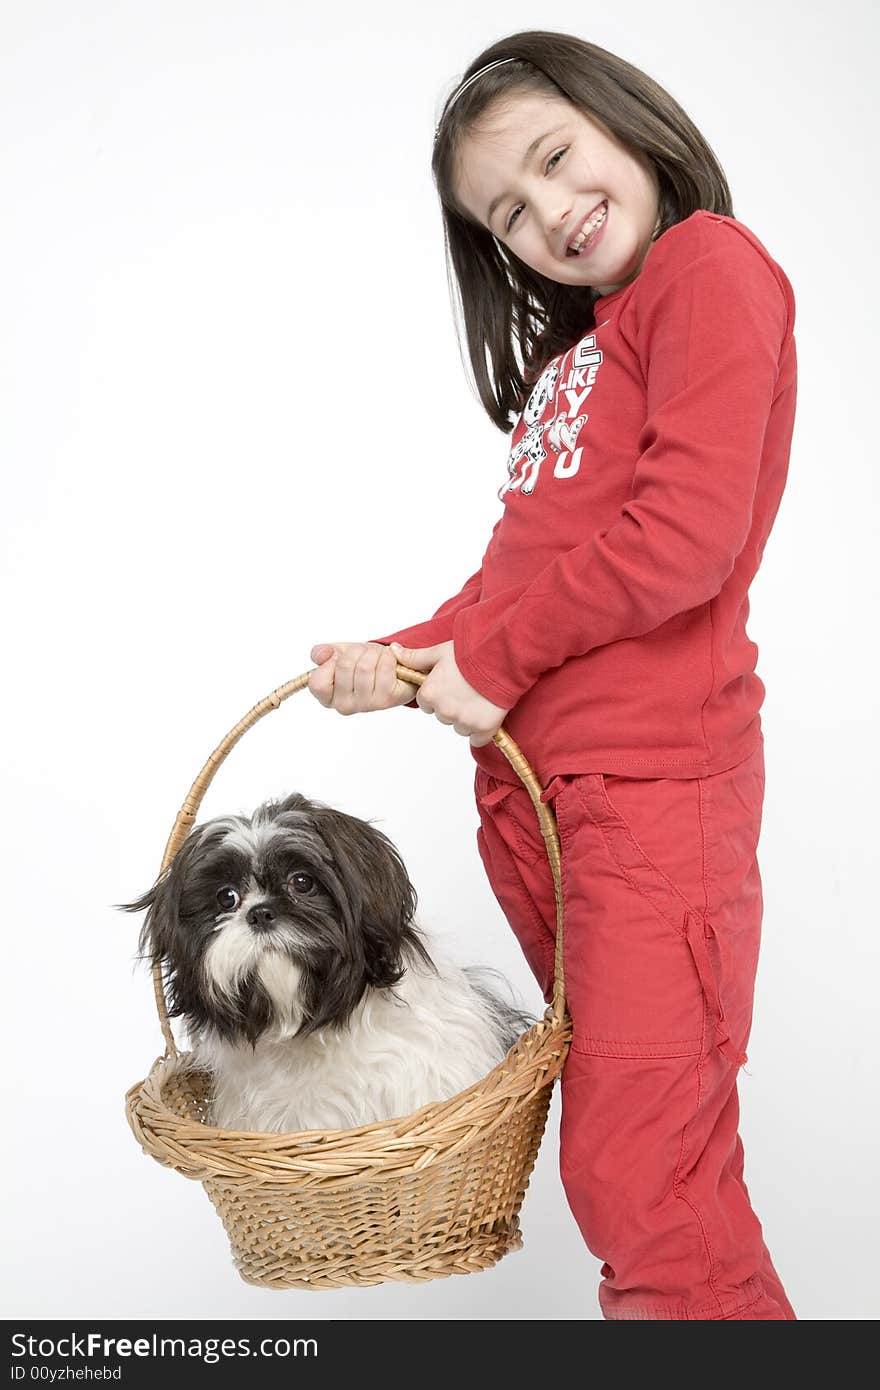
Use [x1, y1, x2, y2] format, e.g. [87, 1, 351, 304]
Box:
[118, 793, 431, 1044]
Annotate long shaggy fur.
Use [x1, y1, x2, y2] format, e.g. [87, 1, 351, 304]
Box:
[118, 791, 535, 1133]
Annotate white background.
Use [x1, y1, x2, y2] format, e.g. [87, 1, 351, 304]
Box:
[2, 0, 877, 1322]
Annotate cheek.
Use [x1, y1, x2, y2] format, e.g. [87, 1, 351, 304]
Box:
[513, 235, 551, 272]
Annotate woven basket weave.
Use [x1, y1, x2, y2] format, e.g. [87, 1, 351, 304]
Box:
[125, 661, 572, 1289]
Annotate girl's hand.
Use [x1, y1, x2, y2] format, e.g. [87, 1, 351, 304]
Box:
[390, 640, 510, 748]
[308, 642, 418, 713]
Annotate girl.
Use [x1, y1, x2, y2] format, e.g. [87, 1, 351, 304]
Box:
[308, 31, 797, 1320]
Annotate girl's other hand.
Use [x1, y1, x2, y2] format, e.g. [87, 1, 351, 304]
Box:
[390, 640, 510, 748]
[307, 642, 418, 713]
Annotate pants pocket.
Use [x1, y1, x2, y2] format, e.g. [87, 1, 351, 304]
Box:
[555, 773, 715, 1058]
[587, 771, 749, 1067]
[476, 775, 548, 864]
[681, 910, 748, 1068]
[475, 772, 558, 1003]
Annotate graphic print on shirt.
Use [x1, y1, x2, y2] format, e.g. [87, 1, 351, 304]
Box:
[499, 333, 604, 501]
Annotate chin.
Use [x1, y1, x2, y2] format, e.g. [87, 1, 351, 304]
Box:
[118, 791, 535, 1133]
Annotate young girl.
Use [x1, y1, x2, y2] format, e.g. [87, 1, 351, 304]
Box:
[308, 31, 797, 1320]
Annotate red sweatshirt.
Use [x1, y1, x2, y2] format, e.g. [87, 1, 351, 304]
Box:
[368, 211, 797, 786]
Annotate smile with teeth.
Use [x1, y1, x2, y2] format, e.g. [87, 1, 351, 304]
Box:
[567, 201, 608, 255]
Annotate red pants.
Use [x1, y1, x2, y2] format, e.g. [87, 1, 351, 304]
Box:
[475, 735, 796, 1320]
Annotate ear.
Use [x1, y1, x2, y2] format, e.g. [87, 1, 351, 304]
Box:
[308, 803, 424, 988]
[114, 822, 211, 967]
[115, 866, 178, 967]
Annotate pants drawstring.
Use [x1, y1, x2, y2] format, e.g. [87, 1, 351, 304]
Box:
[477, 781, 520, 809]
[540, 774, 571, 804]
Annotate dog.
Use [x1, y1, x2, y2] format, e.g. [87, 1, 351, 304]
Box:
[118, 791, 535, 1133]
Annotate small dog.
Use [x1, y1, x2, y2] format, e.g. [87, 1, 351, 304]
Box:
[118, 792, 535, 1133]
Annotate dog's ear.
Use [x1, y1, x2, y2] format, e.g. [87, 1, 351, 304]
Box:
[115, 867, 177, 967]
[114, 823, 210, 967]
[306, 804, 426, 988]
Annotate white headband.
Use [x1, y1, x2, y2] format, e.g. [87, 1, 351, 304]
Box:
[435, 57, 518, 140]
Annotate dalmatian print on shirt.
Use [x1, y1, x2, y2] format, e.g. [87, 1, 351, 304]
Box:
[499, 330, 604, 500]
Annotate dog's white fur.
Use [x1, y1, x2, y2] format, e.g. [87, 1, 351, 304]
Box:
[192, 936, 516, 1133]
[121, 796, 532, 1136]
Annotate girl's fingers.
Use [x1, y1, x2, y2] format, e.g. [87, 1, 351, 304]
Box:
[307, 655, 336, 705]
[351, 652, 377, 706]
[374, 645, 397, 702]
[309, 642, 414, 712]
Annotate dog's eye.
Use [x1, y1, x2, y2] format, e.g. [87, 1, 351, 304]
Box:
[216, 886, 240, 912]
[287, 872, 315, 895]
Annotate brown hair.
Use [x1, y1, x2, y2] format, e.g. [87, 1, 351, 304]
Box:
[432, 30, 734, 432]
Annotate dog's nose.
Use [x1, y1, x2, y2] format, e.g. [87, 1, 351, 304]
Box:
[247, 903, 276, 931]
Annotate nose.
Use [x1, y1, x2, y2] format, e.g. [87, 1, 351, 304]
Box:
[247, 903, 276, 931]
[543, 198, 573, 245]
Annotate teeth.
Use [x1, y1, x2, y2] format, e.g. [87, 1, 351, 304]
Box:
[568, 202, 607, 253]
[570, 203, 606, 248]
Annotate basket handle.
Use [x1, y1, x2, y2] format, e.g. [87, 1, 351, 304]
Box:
[149, 662, 567, 1057]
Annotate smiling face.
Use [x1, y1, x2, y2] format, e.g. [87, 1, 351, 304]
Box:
[452, 90, 662, 297]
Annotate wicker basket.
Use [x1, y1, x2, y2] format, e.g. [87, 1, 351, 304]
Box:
[125, 661, 572, 1289]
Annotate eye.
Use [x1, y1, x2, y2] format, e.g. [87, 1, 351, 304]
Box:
[216, 886, 240, 912]
[287, 871, 316, 895]
[505, 147, 567, 233]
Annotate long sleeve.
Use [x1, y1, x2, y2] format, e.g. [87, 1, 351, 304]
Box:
[451, 232, 791, 711]
[365, 520, 501, 707]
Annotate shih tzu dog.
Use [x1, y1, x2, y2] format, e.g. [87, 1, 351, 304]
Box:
[118, 792, 535, 1134]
